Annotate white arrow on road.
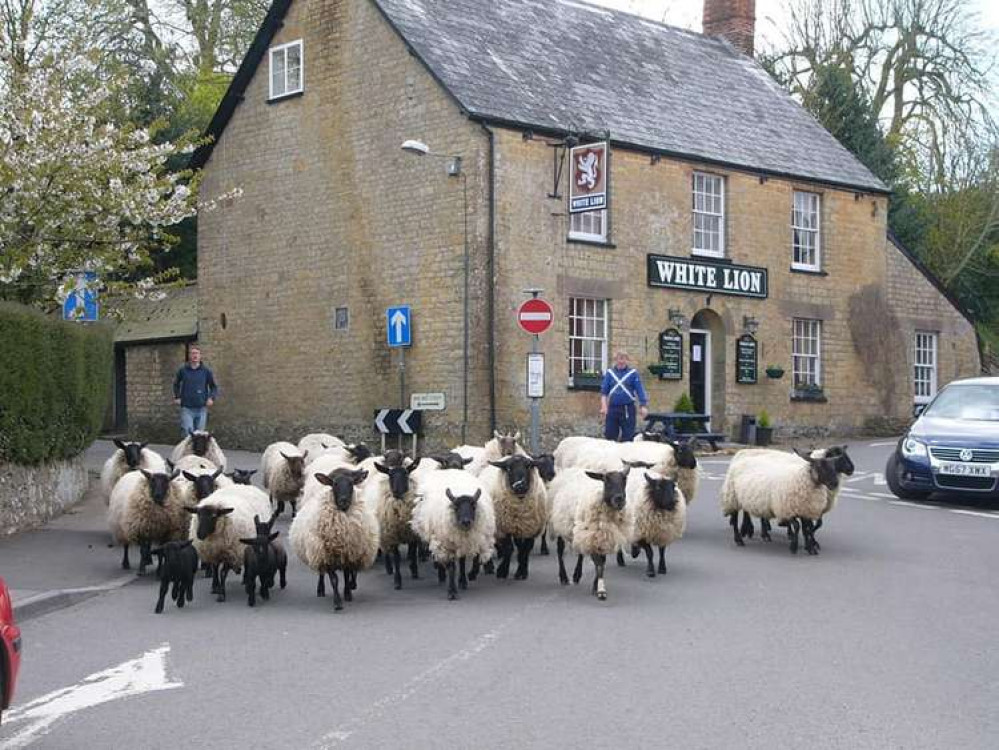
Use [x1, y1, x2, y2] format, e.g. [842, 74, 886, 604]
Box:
[1, 643, 182, 749]
[390, 310, 407, 342]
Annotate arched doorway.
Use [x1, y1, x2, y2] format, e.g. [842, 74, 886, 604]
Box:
[689, 309, 726, 429]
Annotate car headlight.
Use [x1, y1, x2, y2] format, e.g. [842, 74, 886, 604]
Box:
[901, 436, 928, 458]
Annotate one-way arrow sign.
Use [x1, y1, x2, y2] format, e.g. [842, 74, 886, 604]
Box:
[374, 408, 422, 435]
[386, 305, 412, 347]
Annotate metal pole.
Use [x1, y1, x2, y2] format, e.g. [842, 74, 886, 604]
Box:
[530, 333, 540, 455]
[400, 347, 406, 410]
[461, 172, 469, 445]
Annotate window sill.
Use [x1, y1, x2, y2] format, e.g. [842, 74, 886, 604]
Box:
[791, 390, 828, 403]
[267, 90, 304, 105]
[567, 237, 616, 249]
[790, 266, 828, 276]
[690, 252, 731, 263]
[568, 374, 603, 391]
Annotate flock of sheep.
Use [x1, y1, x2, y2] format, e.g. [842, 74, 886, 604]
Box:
[100, 428, 854, 613]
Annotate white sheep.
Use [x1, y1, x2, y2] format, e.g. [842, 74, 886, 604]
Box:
[188, 484, 272, 602]
[477, 455, 548, 580]
[456, 430, 527, 475]
[301, 453, 358, 500]
[548, 465, 632, 600]
[410, 469, 496, 600]
[260, 441, 309, 516]
[100, 440, 167, 504]
[624, 470, 686, 577]
[721, 449, 840, 554]
[362, 459, 421, 589]
[108, 468, 186, 574]
[299, 433, 346, 463]
[290, 466, 378, 611]
[172, 464, 227, 510]
[554, 436, 677, 477]
[170, 430, 227, 471]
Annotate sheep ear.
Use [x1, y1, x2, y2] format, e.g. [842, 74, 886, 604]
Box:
[166, 459, 175, 471]
[352, 470, 368, 485]
[170, 469, 180, 480]
[461, 456, 473, 466]
[269, 531, 280, 542]
[314, 472, 334, 486]
[280, 451, 291, 461]
[183, 471, 197, 482]
[406, 461, 420, 474]
[446, 488, 457, 503]
[253, 515, 261, 525]
[793, 448, 810, 460]
[301, 450, 308, 460]
[139, 442, 149, 450]
[584, 471, 605, 482]
[212, 467, 223, 479]
[488, 459, 508, 469]
[114, 439, 127, 450]
[644, 472, 655, 484]
[140, 468, 153, 480]
[374, 462, 390, 475]
[239, 538, 256, 545]
[219, 507, 235, 516]
[184, 505, 199, 514]
[472, 489, 481, 503]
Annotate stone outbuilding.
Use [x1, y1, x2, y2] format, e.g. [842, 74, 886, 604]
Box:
[190, 0, 981, 449]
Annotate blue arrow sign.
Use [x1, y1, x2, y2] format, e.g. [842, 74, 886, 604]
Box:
[386, 305, 412, 347]
[62, 271, 99, 322]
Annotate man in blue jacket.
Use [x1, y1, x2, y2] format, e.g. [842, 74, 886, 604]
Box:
[173, 346, 219, 436]
[600, 350, 649, 442]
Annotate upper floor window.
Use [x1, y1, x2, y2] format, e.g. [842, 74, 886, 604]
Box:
[914, 331, 938, 404]
[269, 40, 303, 100]
[692, 172, 724, 257]
[792, 318, 822, 388]
[792, 191, 821, 270]
[568, 297, 608, 376]
[569, 209, 607, 243]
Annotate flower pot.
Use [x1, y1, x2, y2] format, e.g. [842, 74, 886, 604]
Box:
[765, 367, 785, 379]
[570, 373, 603, 391]
[755, 426, 774, 446]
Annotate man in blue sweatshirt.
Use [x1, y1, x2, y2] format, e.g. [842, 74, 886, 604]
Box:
[173, 346, 219, 436]
[600, 350, 649, 442]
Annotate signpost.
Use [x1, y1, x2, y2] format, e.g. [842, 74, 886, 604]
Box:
[736, 334, 758, 384]
[517, 298, 554, 335]
[374, 408, 423, 455]
[519, 291, 551, 455]
[657, 328, 684, 380]
[386, 305, 412, 410]
[62, 271, 99, 322]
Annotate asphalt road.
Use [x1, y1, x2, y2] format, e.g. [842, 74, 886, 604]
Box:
[3, 439, 998, 749]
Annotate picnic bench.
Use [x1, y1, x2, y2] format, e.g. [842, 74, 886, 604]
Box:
[644, 412, 726, 451]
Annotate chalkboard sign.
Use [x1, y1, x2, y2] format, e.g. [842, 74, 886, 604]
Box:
[736, 334, 758, 384]
[657, 328, 683, 380]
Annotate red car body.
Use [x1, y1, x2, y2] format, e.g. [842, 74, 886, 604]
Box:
[0, 576, 22, 722]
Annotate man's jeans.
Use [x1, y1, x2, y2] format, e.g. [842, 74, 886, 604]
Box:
[180, 407, 208, 436]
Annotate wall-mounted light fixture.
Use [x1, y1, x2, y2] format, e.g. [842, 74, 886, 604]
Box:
[668, 308, 688, 331]
[743, 315, 759, 335]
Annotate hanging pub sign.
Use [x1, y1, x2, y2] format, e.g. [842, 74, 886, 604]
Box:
[569, 141, 608, 213]
[736, 334, 758, 384]
[657, 328, 684, 380]
[647, 254, 769, 299]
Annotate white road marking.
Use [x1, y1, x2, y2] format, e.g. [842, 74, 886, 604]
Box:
[845, 472, 874, 483]
[873, 473, 886, 486]
[313, 592, 559, 748]
[871, 492, 896, 499]
[869, 441, 899, 447]
[1, 643, 182, 749]
[951, 509, 999, 520]
[888, 500, 940, 510]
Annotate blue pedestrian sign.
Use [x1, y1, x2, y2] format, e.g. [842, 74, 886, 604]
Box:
[62, 271, 99, 322]
[386, 305, 412, 347]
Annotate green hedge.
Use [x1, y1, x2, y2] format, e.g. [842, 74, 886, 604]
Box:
[0, 302, 113, 465]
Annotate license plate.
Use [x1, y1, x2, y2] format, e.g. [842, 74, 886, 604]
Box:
[938, 463, 991, 477]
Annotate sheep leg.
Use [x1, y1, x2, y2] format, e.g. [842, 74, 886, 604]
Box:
[276, 499, 285, 516]
[658, 546, 668, 574]
[138, 542, 151, 576]
[458, 557, 468, 589]
[245, 573, 256, 607]
[419, 543, 430, 562]
[155, 576, 170, 614]
[591, 554, 607, 600]
[290, 499, 297, 518]
[217, 564, 229, 602]
[616, 549, 626, 567]
[802, 518, 820, 555]
[644, 543, 656, 577]
[316, 573, 326, 597]
[556, 537, 569, 585]
[729, 513, 745, 547]
[121, 544, 131, 570]
[446, 560, 459, 601]
[178, 579, 189, 608]
[329, 570, 343, 611]
[813, 517, 824, 533]
[202, 561, 212, 578]
[572, 554, 584, 585]
[408, 543, 420, 579]
[209, 564, 220, 594]
[279, 559, 287, 589]
[383, 547, 394, 576]
[392, 546, 403, 590]
[469, 555, 481, 581]
[740, 511, 755, 539]
[496, 535, 514, 579]
[514, 537, 534, 580]
[260, 580, 270, 601]
[343, 569, 354, 602]
[538, 530, 550, 556]
[436, 562, 446, 584]
[787, 518, 800, 554]
[760, 518, 772, 542]
[483, 558, 495, 575]
[631, 544, 641, 559]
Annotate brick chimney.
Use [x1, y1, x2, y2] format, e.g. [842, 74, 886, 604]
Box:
[703, 0, 756, 56]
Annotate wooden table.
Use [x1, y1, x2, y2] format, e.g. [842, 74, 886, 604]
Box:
[644, 412, 726, 450]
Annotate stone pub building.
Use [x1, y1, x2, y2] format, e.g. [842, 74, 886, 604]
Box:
[188, 0, 980, 449]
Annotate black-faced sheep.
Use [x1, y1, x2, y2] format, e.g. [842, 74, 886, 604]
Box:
[108, 469, 186, 574]
[150, 540, 198, 613]
[100, 440, 167, 503]
[226, 468, 258, 485]
[625, 471, 686, 576]
[240, 513, 287, 607]
[171, 430, 227, 471]
[478, 455, 548, 580]
[363, 459, 421, 589]
[261, 441, 309, 517]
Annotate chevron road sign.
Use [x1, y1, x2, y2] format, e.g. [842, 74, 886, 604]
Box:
[374, 408, 422, 435]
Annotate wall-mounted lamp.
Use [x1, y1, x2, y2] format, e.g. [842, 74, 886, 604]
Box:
[668, 308, 688, 331]
[401, 139, 463, 176]
[743, 315, 759, 335]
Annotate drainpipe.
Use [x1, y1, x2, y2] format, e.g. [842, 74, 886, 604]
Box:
[479, 121, 498, 435]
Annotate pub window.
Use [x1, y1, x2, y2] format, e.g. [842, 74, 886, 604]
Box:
[568, 297, 608, 376]
[569, 209, 607, 243]
[269, 40, 303, 100]
[792, 318, 822, 388]
[914, 331, 938, 404]
[692, 172, 725, 257]
[792, 191, 821, 270]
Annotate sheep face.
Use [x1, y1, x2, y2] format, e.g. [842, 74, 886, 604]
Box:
[533, 454, 556, 483]
[828, 446, 855, 476]
[228, 469, 257, 485]
[187, 505, 235, 539]
[114, 439, 149, 468]
[644, 473, 679, 511]
[670, 440, 698, 469]
[375, 461, 418, 499]
[807, 457, 840, 491]
[314, 468, 368, 511]
[489, 454, 536, 497]
[190, 431, 212, 456]
[640, 431, 666, 442]
[382, 449, 408, 468]
[584, 469, 629, 511]
[183, 467, 224, 500]
[150, 539, 195, 567]
[279, 451, 307, 481]
[493, 430, 521, 456]
[141, 469, 175, 505]
[348, 443, 372, 463]
[446, 488, 481, 530]
[431, 453, 473, 470]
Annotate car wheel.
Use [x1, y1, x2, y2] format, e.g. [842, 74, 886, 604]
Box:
[885, 451, 931, 501]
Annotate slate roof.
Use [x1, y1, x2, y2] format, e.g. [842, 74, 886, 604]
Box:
[115, 284, 198, 344]
[192, 0, 888, 193]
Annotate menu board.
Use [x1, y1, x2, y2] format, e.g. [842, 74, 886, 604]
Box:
[657, 328, 683, 380]
[736, 334, 758, 384]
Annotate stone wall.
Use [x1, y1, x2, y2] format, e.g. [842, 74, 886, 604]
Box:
[125, 342, 188, 443]
[0, 458, 88, 535]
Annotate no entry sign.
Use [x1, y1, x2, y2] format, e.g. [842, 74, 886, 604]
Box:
[517, 298, 554, 335]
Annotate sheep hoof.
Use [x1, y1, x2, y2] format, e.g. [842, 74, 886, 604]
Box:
[447, 591, 459, 601]
[333, 602, 343, 611]
[154, 604, 164, 614]
[597, 591, 607, 601]
[216, 594, 226, 603]
[646, 569, 656, 578]
[559, 575, 569, 586]
[514, 569, 527, 581]
[734, 537, 745, 547]
[394, 581, 402, 590]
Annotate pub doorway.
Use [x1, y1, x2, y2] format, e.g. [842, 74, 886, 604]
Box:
[690, 309, 726, 431]
[689, 329, 711, 419]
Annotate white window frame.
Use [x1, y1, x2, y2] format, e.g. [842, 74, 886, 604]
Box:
[792, 318, 822, 388]
[914, 331, 938, 404]
[568, 297, 608, 377]
[792, 191, 821, 271]
[692, 171, 725, 258]
[269, 40, 304, 100]
[569, 209, 607, 243]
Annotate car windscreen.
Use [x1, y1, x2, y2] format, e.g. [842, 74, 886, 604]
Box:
[923, 384, 999, 421]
